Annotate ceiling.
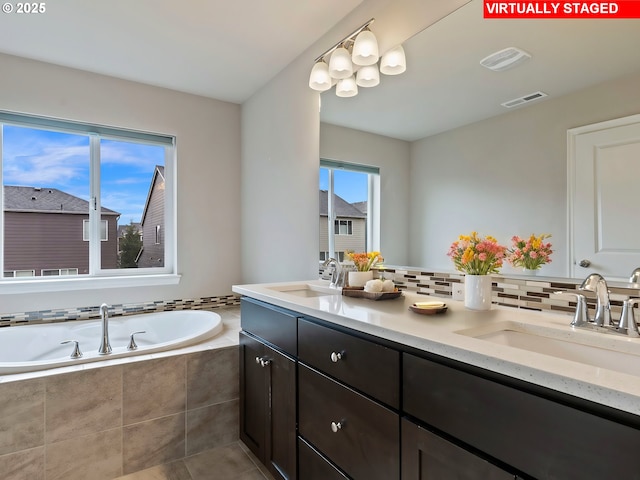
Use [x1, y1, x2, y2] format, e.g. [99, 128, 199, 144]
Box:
[320, 0, 640, 141]
[1, 1, 639, 142]
[0, 0, 362, 104]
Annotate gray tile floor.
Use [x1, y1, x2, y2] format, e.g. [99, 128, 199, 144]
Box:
[115, 441, 276, 480]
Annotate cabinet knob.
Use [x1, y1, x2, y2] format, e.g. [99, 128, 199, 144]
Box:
[255, 356, 271, 367]
[330, 351, 344, 363]
[330, 420, 344, 433]
[579, 259, 591, 268]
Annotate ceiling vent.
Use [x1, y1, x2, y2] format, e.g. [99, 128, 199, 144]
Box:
[501, 91, 548, 108]
[480, 47, 531, 72]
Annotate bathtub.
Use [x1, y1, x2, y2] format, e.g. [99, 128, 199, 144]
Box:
[0, 309, 223, 374]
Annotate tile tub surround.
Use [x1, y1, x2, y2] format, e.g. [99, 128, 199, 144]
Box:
[0, 307, 242, 480]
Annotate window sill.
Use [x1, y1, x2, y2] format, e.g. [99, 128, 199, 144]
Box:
[0, 274, 181, 295]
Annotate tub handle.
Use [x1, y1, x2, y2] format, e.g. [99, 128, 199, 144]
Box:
[127, 331, 146, 351]
[60, 340, 83, 359]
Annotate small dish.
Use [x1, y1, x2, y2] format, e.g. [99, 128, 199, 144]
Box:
[409, 301, 448, 315]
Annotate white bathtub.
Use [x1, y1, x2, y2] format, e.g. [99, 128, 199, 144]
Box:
[0, 310, 223, 374]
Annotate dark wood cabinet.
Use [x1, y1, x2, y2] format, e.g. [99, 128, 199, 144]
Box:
[240, 297, 640, 480]
[401, 418, 515, 480]
[239, 298, 298, 480]
[403, 352, 640, 480]
[298, 363, 399, 479]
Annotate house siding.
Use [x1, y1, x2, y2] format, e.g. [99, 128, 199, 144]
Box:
[4, 212, 118, 275]
[318, 216, 366, 258]
[138, 172, 165, 268]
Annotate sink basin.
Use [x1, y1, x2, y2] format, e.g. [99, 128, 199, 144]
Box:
[267, 282, 342, 298]
[457, 322, 640, 377]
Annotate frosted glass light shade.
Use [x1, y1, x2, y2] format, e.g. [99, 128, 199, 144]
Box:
[336, 76, 358, 97]
[309, 61, 331, 91]
[352, 30, 379, 66]
[329, 46, 353, 79]
[356, 64, 380, 87]
[380, 45, 406, 75]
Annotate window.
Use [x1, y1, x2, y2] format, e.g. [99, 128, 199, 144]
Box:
[0, 111, 176, 288]
[320, 159, 379, 264]
[335, 219, 353, 235]
[83, 220, 108, 241]
[42, 268, 79, 276]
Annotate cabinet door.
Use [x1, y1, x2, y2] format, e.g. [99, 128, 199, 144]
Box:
[240, 331, 297, 480]
[265, 345, 297, 480]
[239, 331, 268, 460]
[401, 418, 514, 480]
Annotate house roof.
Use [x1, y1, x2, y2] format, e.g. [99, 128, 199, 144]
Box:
[319, 190, 366, 219]
[352, 201, 367, 214]
[4, 186, 119, 215]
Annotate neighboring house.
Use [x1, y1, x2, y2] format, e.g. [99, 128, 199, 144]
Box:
[3, 186, 120, 277]
[319, 190, 366, 262]
[138, 166, 165, 268]
[117, 222, 142, 252]
[352, 201, 367, 215]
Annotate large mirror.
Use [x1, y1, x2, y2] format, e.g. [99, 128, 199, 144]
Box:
[319, 0, 640, 281]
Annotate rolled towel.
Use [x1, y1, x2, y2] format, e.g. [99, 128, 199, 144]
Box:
[381, 279, 395, 292]
[364, 279, 384, 293]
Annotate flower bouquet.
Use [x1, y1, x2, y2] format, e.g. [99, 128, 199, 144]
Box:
[507, 234, 553, 271]
[345, 250, 383, 272]
[447, 232, 506, 275]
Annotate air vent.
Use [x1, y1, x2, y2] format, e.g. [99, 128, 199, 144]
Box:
[480, 47, 531, 72]
[501, 91, 548, 108]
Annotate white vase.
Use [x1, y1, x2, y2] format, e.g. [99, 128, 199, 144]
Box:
[464, 275, 493, 310]
[523, 268, 538, 276]
[348, 270, 374, 288]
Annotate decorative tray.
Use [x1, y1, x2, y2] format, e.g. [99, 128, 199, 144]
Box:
[409, 301, 448, 315]
[342, 286, 403, 301]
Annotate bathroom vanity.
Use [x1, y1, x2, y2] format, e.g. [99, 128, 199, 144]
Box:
[233, 281, 640, 479]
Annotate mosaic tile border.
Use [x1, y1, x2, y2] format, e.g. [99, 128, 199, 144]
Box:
[378, 268, 637, 318]
[0, 294, 241, 328]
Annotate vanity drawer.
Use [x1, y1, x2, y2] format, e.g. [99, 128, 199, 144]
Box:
[298, 364, 400, 480]
[298, 437, 349, 480]
[298, 318, 400, 408]
[241, 298, 297, 356]
[403, 352, 640, 480]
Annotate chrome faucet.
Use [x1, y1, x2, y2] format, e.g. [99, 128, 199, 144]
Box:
[322, 257, 345, 288]
[98, 303, 112, 355]
[579, 273, 612, 327]
[630, 267, 640, 283]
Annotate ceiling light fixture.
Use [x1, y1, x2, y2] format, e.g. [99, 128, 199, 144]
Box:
[308, 18, 407, 97]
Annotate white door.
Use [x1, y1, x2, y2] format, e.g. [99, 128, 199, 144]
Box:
[569, 114, 640, 280]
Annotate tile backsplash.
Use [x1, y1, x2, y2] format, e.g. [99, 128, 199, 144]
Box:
[0, 294, 241, 328]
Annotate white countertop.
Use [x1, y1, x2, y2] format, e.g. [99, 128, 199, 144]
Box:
[233, 280, 640, 417]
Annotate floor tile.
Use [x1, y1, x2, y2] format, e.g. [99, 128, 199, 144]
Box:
[114, 459, 192, 480]
[184, 442, 256, 480]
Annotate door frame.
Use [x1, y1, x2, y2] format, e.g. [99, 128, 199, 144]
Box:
[567, 113, 640, 278]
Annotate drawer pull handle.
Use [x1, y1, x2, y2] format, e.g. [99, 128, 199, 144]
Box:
[255, 356, 271, 367]
[330, 420, 344, 433]
[330, 351, 344, 363]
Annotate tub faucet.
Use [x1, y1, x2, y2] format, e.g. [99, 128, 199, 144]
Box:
[98, 303, 112, 355]
[579, 273, 612, 327]
[630, 268, 640, 283]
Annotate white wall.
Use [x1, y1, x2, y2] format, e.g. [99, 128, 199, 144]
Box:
[320, 123, 411, 266]
[409, 70, 640, 277]
[241, 54, 321, 283]
[0, 53, 242, 312]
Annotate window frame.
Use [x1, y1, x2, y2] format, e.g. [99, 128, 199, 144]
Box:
[320, 159, 380, 261]
[0, 111, 180, 293]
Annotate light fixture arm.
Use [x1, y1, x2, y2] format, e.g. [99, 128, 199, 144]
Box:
[313, 18, 374, 64]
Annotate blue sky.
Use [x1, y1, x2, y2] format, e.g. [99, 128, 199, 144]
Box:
[2, 125, 164, 224]
[319, 168, 368, 204]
